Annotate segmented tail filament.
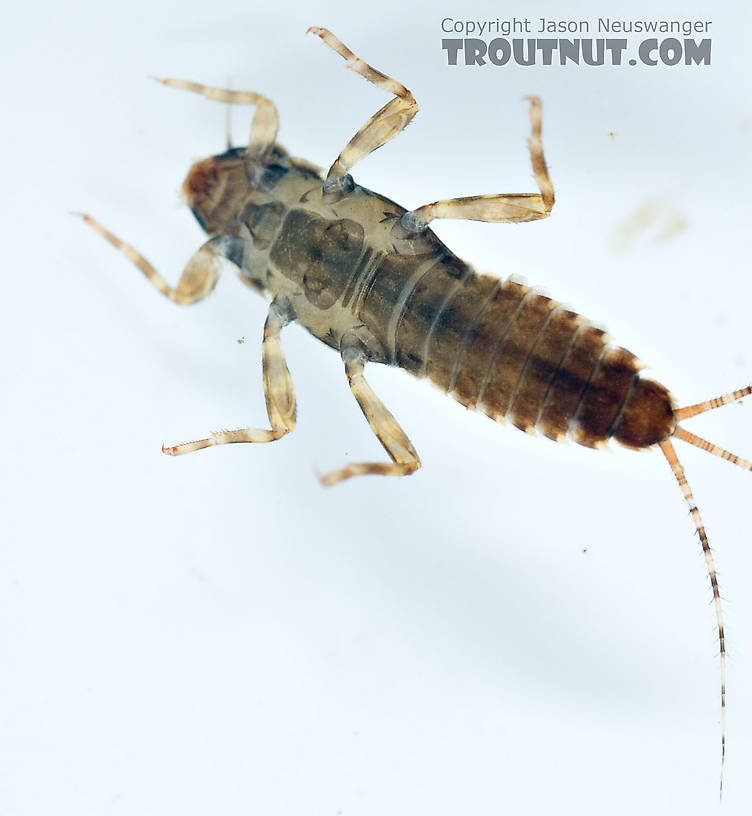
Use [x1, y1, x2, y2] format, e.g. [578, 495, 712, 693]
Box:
[663, 384, 752, 797]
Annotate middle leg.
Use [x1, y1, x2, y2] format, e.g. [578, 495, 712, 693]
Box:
[163, 299, 297, 455]
[400, 97, 555, 232]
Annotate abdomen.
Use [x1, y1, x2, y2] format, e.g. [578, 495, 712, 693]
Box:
[360, 254, 658, 449]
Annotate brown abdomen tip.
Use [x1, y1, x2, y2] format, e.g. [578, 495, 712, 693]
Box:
[612, 378, 675, 449]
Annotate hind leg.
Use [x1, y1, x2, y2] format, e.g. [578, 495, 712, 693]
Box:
[320, 341, 421, 486]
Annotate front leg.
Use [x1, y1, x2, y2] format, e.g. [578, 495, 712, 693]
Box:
[308, 27, 419, 194]
[151, 78, 279, 157]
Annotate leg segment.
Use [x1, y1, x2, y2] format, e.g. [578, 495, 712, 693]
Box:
[320, 344, 421, 486]
[400, 97, 555, 232]
[75, 213, 238, 305]
[163, 299, 297, 455]
[307, 27, 418, 193]
[151, 77, 279, 156]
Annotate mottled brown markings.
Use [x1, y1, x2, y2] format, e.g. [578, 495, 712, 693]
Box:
[352, 251, 389, 317]
[415, 263, 471, 381]
[475, 287, 537, 414]
[184, 158, 218, 199]
[393, 255, 471, 376]
[389, 223, 445, 259]
[574, 346, 640, 446]
[379, 212, 400, 224]
[270, 209, 364, 309]
[446, 277, 501, 396]
[384, 256, 442, 364]
[514, 306, 581, 433]
[341, 247, 375, 309]
[613, 379, 675, 448]
[605, 373, 638, 441]
[539, 325, 607, 442]
[255, 163, 290, 192]
[507, 303, 562, 432]
[569, 346, 609, 445]
[358, 253, 416, 356]
[480, 293, 557, 422]
[78, 28, 750, 797]
[241, 201, 285, 250]
[184, 153, 257, 236]
[428, 272, 501, 393]
[536, 318, 584, 435]
[494, 317, 606, 436]
[453, 279, 528, 409]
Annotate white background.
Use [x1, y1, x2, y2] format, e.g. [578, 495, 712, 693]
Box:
[4, 0, 752, 814]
